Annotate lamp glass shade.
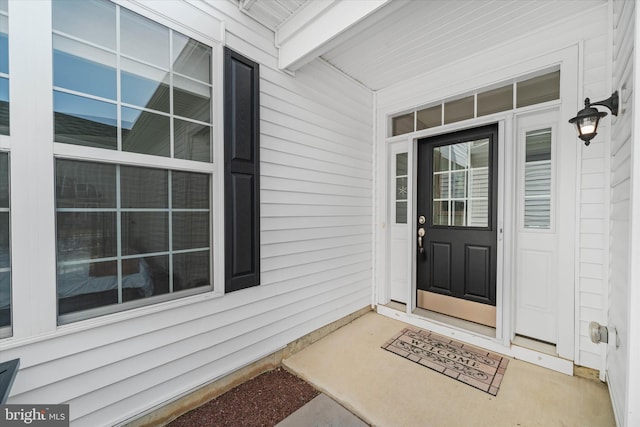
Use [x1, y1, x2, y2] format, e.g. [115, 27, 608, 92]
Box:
[576, 115, 599, 138]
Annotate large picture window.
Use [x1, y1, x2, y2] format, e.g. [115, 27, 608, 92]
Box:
[52, 0, 215, 322]
[52, 0, 212, 161]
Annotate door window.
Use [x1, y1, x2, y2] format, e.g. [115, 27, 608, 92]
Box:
[432, 139, 489, 227]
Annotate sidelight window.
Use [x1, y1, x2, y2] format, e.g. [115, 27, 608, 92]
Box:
[523, 128, 552, 229]
[395, 153, 408, 224]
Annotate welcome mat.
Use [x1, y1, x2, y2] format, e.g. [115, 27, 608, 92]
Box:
[381, 327, 509, 396]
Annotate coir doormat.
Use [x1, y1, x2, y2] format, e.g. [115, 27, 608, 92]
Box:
[382, 327, 509, 396]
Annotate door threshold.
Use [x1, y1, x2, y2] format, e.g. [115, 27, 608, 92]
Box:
[382, 301, 406, 312]
[512, 334, 557, 357]
[412, 307, 495, 338]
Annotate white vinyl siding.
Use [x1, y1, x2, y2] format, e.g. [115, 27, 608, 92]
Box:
[0, 1, 373, 426]
[608, 0, 635, 425]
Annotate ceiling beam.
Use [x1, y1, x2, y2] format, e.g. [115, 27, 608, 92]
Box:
[276, 0, 392, 71]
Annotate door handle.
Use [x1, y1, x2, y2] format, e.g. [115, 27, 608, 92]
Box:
[418, 228, 425, 254]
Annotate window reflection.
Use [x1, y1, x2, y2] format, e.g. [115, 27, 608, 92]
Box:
[121, 58, 170, 113]
[121, 107, 170, 157]
[52, 0, 213, 162]
[0, 152, 9, 329]
[53, 35, 117, 100]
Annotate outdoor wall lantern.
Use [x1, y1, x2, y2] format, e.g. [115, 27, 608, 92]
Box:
[568, 91, 619, 146]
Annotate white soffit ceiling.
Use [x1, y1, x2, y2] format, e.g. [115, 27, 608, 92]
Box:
[238, 0, 606, 91]
[320, 0, 607, 91]
[238, 0, 310, 31]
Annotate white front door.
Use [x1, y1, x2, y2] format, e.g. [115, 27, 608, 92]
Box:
[514, 108, 567, 344]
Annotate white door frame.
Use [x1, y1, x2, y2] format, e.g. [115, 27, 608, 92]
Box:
[376, 45, 579, 373]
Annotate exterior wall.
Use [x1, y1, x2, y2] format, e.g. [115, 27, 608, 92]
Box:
[0, 1, 373, 426]
[375, 5, 610, 369]
[608, 1, 637, 425]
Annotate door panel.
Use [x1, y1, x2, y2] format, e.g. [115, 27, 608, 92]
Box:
[417, 124, 498, 326]
[514, 111, 559, 344]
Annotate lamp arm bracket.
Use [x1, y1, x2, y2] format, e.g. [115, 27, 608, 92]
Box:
[589, 90, 619, 116]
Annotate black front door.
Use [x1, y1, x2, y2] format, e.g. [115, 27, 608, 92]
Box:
[416, 124, 498, 326]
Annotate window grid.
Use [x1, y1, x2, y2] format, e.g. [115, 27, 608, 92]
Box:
[390, 69, 560, 137]
[52, 1, 213, 162]
[52, 0, 215, 323]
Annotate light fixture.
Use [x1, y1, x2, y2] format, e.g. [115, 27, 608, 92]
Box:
[568, 91, 619, 146]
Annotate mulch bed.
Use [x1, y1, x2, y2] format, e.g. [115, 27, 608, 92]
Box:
[168, 368, 320, 427]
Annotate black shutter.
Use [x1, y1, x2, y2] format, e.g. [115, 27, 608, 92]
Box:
[224, 47, 260, 293]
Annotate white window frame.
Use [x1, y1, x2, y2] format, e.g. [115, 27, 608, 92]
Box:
[6, 0, 225, 339]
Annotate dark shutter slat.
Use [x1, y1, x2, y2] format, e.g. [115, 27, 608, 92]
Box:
[224, 47, 260, 293]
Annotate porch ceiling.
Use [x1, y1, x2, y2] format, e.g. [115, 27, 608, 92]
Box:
[238, 0, 607, 92]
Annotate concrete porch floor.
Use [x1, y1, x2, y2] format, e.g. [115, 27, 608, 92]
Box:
[283, 311, 616, 427]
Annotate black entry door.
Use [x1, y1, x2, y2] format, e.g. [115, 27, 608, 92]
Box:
[416, 124, 498, 307]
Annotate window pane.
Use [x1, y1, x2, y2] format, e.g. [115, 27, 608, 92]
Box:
[417, 105, 441, 130]
[120, 166, 168, 208]
[396, 152, 408, 176]
[450, 143, 468, 170]
[121, 212, 168, 255]
[120, 8, 169, 68]
[143, 255, 169, 297]
[524, 199, 551, 228]
[121, 58, 170, 113]
[174, 119, 211, 162]
[54, 91, 117, 149]
[53, 35, 117, 100]
[172, 171, 209, 209]
[396, 201, 407, 224]
[453, 201, 466, 226]
[52, 0, 116, 50]
[451, 171, 466, 198]
[173, 212, 210, 251]
[392, 113, 413, 136]
[121, 107, 170, 157]
[173, 251, 210, 291]
[517, 71, 560, 108]
[444, 96, 474, 124]
[0, 77, 8, 136]
[396, 177, 407, 200]
[433, 146, 449, 172]
[56, 159, 117, 208]
[433, 201, 449, 226]
[470, 139, 489, 168]
[0, 1, 7, 13]
[173, 76, 211, 123]
[0, 270, 10, 328]
[0, 14, 7, 75]
[0, 153, 7, 208]
[526, 128, 552, 162]
[524, 128, 552, 229]
[477, 85, 513, 116]
[57, 260, 119, 314]
[57, 212, 117, 261]
[173, 32, 211, 84]
[433, 173, 449, 199]
[0, 212, 9, 268]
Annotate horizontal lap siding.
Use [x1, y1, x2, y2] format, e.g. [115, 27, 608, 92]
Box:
[608, 0, 634, 424]
[0, 1, 373, 426]
[578, 20, 609, 369]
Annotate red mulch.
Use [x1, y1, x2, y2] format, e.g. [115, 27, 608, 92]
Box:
[168, 368, 320, 427]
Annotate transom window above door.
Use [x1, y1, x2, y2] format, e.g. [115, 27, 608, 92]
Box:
[390, 69, 560, 137]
